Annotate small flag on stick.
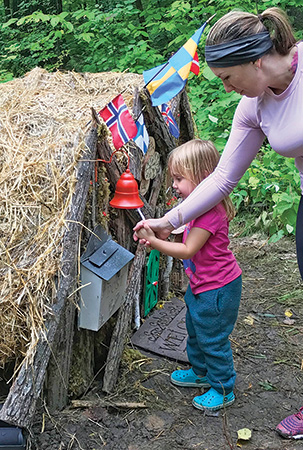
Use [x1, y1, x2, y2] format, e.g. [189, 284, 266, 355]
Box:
[161, 103, 180, 138]
[143, 21, 207, 106]
[133, 113, 149, 154]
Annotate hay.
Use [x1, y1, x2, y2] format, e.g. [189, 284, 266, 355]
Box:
[0, 67, 143, 366]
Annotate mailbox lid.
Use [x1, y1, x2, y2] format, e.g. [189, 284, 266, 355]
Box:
[89, 240, 118, 267]
[81, 240, 134, 281]
[80, 225, 110, 262]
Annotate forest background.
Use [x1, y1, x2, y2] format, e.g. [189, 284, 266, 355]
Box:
[1, 0, 303, 242]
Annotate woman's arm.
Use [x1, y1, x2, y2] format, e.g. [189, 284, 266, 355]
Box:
[136, 225, 211, 259]
[134, 98, 265, 237]
[165, 99, 265, 228]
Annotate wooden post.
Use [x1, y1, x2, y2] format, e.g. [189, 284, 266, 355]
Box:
[102, 245, 146, 393]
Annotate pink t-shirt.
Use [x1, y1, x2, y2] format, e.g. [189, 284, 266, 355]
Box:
[166, 41, 303, 228]
[182, 203, 242, 294]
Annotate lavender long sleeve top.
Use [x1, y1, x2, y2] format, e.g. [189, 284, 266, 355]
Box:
[166, 41, 303, 229]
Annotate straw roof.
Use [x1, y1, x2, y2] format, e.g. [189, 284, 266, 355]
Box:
[0, 67, 143, 367]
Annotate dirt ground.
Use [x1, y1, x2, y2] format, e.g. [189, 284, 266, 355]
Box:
[30, 235, 303, 450]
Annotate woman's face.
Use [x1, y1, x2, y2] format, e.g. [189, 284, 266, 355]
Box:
[210, 61, 267, 97]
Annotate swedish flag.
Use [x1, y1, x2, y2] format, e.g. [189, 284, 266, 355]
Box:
[144, 22, 207, 106]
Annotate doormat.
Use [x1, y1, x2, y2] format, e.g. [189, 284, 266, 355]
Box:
[131, 297, 189, 363]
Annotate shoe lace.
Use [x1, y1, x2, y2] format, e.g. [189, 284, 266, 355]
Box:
[295, 407, 303, 420]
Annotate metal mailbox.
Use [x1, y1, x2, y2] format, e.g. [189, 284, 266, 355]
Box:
[79, 228, 134, 331]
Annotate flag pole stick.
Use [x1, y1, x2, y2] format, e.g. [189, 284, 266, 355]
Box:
[205, 13, 216, 24]
[143, 61, 170, 90]
[133, 105, 146, 123]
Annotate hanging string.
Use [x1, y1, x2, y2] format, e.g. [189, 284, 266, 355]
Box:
[97, 148, 130, 169]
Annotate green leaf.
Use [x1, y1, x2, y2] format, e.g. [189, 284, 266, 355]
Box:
[202, 66, 216, 81]
[51, 17, 59, 27]
[2, 18, 18, 28]
[65, 22, 74, 32]
[79, 32, 93, 42]
[268, 230, 284, 244]
[259, 380, 277, 391]
[54, 30, 64, 38]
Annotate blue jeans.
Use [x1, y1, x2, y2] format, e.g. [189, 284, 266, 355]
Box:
[185, 275, 242, 394]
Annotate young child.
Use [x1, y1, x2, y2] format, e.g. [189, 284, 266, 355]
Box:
[136, 139, 242, 412]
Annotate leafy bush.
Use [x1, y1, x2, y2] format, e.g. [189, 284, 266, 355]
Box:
[231, 147, 301, 242]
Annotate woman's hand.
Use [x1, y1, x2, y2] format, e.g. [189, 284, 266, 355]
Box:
[133, 217, 174, 243]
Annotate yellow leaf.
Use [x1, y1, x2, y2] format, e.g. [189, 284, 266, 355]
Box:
[243, 315, 254, 325]
[237, 428, 252, 441]
[285, 309, 293, 318]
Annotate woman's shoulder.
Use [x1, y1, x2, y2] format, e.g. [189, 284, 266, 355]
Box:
[297, 41, 303, 64]
[234, 95, 260, 128]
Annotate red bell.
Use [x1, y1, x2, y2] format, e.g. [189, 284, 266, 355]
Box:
[110, 169, 144, 209]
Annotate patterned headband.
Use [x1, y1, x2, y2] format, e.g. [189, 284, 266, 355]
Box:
[205, 32, 273, 67]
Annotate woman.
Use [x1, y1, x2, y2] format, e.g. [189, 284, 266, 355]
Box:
[134, 7, 303, 439]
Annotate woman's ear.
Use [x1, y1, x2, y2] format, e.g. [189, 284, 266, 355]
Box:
[253, 58, 262, 69]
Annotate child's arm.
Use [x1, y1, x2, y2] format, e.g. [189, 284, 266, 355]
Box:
[136, 224, 211, 259]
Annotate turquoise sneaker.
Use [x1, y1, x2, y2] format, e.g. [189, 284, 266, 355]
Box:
[192, 387, 235, 411]
[170, 368, 210, 388]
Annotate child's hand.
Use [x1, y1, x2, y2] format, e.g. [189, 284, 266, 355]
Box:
[136, 224, 155, 241]
[133, 217, 173, 240]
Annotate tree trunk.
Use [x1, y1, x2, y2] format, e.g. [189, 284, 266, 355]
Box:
[3, 0, 11, 18]
[68, 326, 95, 398]
[179, 89, 196, 142]
[140, 89, 176, 165]
[44, 297, 76, 411]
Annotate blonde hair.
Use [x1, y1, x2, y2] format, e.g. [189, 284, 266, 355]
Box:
[206, 8, 296, 56]
[168, 139, 235, 221]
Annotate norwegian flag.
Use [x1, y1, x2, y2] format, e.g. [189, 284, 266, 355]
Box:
[161, 103, 180, 139]
[99, 94, 138, 149]
[190, 51, 200, 75]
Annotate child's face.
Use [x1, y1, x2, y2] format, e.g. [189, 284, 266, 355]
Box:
[171, 173, 196, 199]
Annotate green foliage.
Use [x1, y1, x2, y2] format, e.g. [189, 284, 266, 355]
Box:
[0, 0, 301, 239]
[231, 147, 301, 241]
[188, 63, 241, 151]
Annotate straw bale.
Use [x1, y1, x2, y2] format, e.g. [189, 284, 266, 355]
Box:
[0, 67, 144, 366]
